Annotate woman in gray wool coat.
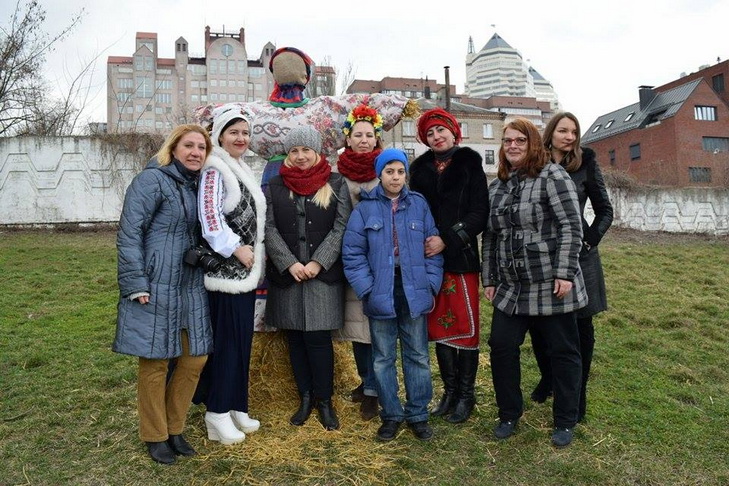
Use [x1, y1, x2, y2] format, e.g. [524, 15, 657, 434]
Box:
[482, 118, 587, 448]
[114, 124, 214, 465]
[264, 126, 352, 431]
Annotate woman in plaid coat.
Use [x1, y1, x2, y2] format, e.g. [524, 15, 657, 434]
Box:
[482, 118, 587, 448]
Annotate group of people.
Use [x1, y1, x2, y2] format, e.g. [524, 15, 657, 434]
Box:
[114, 93, 612, 463]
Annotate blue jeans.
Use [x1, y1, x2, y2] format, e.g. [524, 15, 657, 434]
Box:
[369, 275, 432, 423]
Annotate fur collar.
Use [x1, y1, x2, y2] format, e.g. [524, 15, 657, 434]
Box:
[201, 146, 267, 293]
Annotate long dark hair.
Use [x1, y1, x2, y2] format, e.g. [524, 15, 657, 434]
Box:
[543, 111, 582, 172]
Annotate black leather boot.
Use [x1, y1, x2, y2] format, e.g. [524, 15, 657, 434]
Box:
[431, 343, 458, 417]
[290, 391, 314, 426]
[316, 399, 340, 430]
[446, 349, 479, 424]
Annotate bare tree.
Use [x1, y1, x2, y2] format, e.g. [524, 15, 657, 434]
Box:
[0, 0, 84, 136]
[338, 61, 357, 95]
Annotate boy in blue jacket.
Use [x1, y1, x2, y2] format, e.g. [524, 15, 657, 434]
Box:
[343, 148, 444, 442]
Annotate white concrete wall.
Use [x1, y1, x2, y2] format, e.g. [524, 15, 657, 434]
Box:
[1, 136, 727, 235]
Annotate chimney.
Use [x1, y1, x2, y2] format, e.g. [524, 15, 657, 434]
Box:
[424, 84, 431, 99]
[444, 66, 451, 112]
[639, 85, 656, 109]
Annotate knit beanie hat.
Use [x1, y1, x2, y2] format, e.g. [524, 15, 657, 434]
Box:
[283, 126, 322, 154]
[416, 107, 462, 146]
[375, 148, 409, 177]
[211, 106, 248, 148]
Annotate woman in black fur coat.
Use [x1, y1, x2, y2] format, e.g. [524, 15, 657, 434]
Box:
[409, 108, 490, 424]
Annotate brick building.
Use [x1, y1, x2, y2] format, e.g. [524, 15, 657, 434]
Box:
[583, 74, 729, 187]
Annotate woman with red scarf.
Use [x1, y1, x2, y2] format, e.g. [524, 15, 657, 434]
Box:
[264, 126, 352, 430]
[409, 108, 490, 424]
[332, 103, 383, 421]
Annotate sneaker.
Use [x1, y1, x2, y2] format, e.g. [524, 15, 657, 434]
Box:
[376, 420, 402, 441]
[493, 420, 517, 440]
[551, 427, 574, 447]
[407, 421, 434, 441]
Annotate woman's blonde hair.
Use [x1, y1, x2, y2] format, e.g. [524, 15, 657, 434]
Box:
[156, 124, 212, 166]
[283, 153, 334, 209]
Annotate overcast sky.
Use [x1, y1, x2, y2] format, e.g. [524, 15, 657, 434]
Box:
[25, 0, 729, 132]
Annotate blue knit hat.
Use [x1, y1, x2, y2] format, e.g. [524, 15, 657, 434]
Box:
[375, 148, 409, 178]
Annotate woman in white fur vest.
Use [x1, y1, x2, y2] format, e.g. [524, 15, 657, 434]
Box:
[195, 107, 266, 445]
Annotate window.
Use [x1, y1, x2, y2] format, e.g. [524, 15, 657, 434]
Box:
[712, 74, 725, 93]
[220, 94, 227, 101]
[403, 148, 415, 158]
[201, 94, 208, 102]
[694, 106, 717, 121]
[191, 81, 199, 88]
[191, 94, 199, 102]
[591, 124, 601, 133]
[483, 123, 493, 139]
[484, 150, 495, 165]
[116, 92, 131, 102]
[210, 80, 218, 87]
[219, 60, 227, 74]
[220, 80, 227, 87]
[605, 119, 615, 128]
[688, 167, 712, 183]
[135, 76, 152, 98]
[118, 78, 133, 89]
[702, 136, 729, 152]
[402, 121, 415, 137]
[629, 143, 641, 160]
[209, 61, 217, 74]
[609, 149, 616, 166]
[136, 104, 144, 113]
[238, 61, 246, 73]
[459, 122, 469, 138]
[144, 57, 153, 71]
[624, 112, 635, 122]
[156, 80, 171, 90]
[154, 93, 171, 104]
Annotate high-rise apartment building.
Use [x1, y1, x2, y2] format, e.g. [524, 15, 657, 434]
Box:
[106, 27, 277, 133]
[465, 33, 559, 110]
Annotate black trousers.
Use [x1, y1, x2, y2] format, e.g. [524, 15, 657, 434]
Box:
[489, 308, 582, 428]
[531, 316, 595, 417]
[286, 329, 334, 400]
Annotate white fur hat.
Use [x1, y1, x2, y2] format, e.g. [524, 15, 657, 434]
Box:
[211, 105, 248, 148]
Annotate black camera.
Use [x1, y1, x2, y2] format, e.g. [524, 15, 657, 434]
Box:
[184, 246, 222, 272]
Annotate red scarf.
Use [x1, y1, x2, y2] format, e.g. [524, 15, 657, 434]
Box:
[279, 156, 332, 196]
[336, 148, 380, 183]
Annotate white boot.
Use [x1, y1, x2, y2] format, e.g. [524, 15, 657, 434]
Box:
[231, 411, 261, 434]
[205, 412, 245, 445]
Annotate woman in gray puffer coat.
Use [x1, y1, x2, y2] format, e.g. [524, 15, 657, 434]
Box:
[114, 124, 213, 465]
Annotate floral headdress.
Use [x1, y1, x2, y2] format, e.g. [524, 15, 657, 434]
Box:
[342, 104, 383, 138]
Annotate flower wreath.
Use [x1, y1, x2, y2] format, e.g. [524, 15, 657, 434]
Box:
[342, 104, 384, 138]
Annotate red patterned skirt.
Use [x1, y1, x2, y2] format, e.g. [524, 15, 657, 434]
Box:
[427, 272, 480, 349]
